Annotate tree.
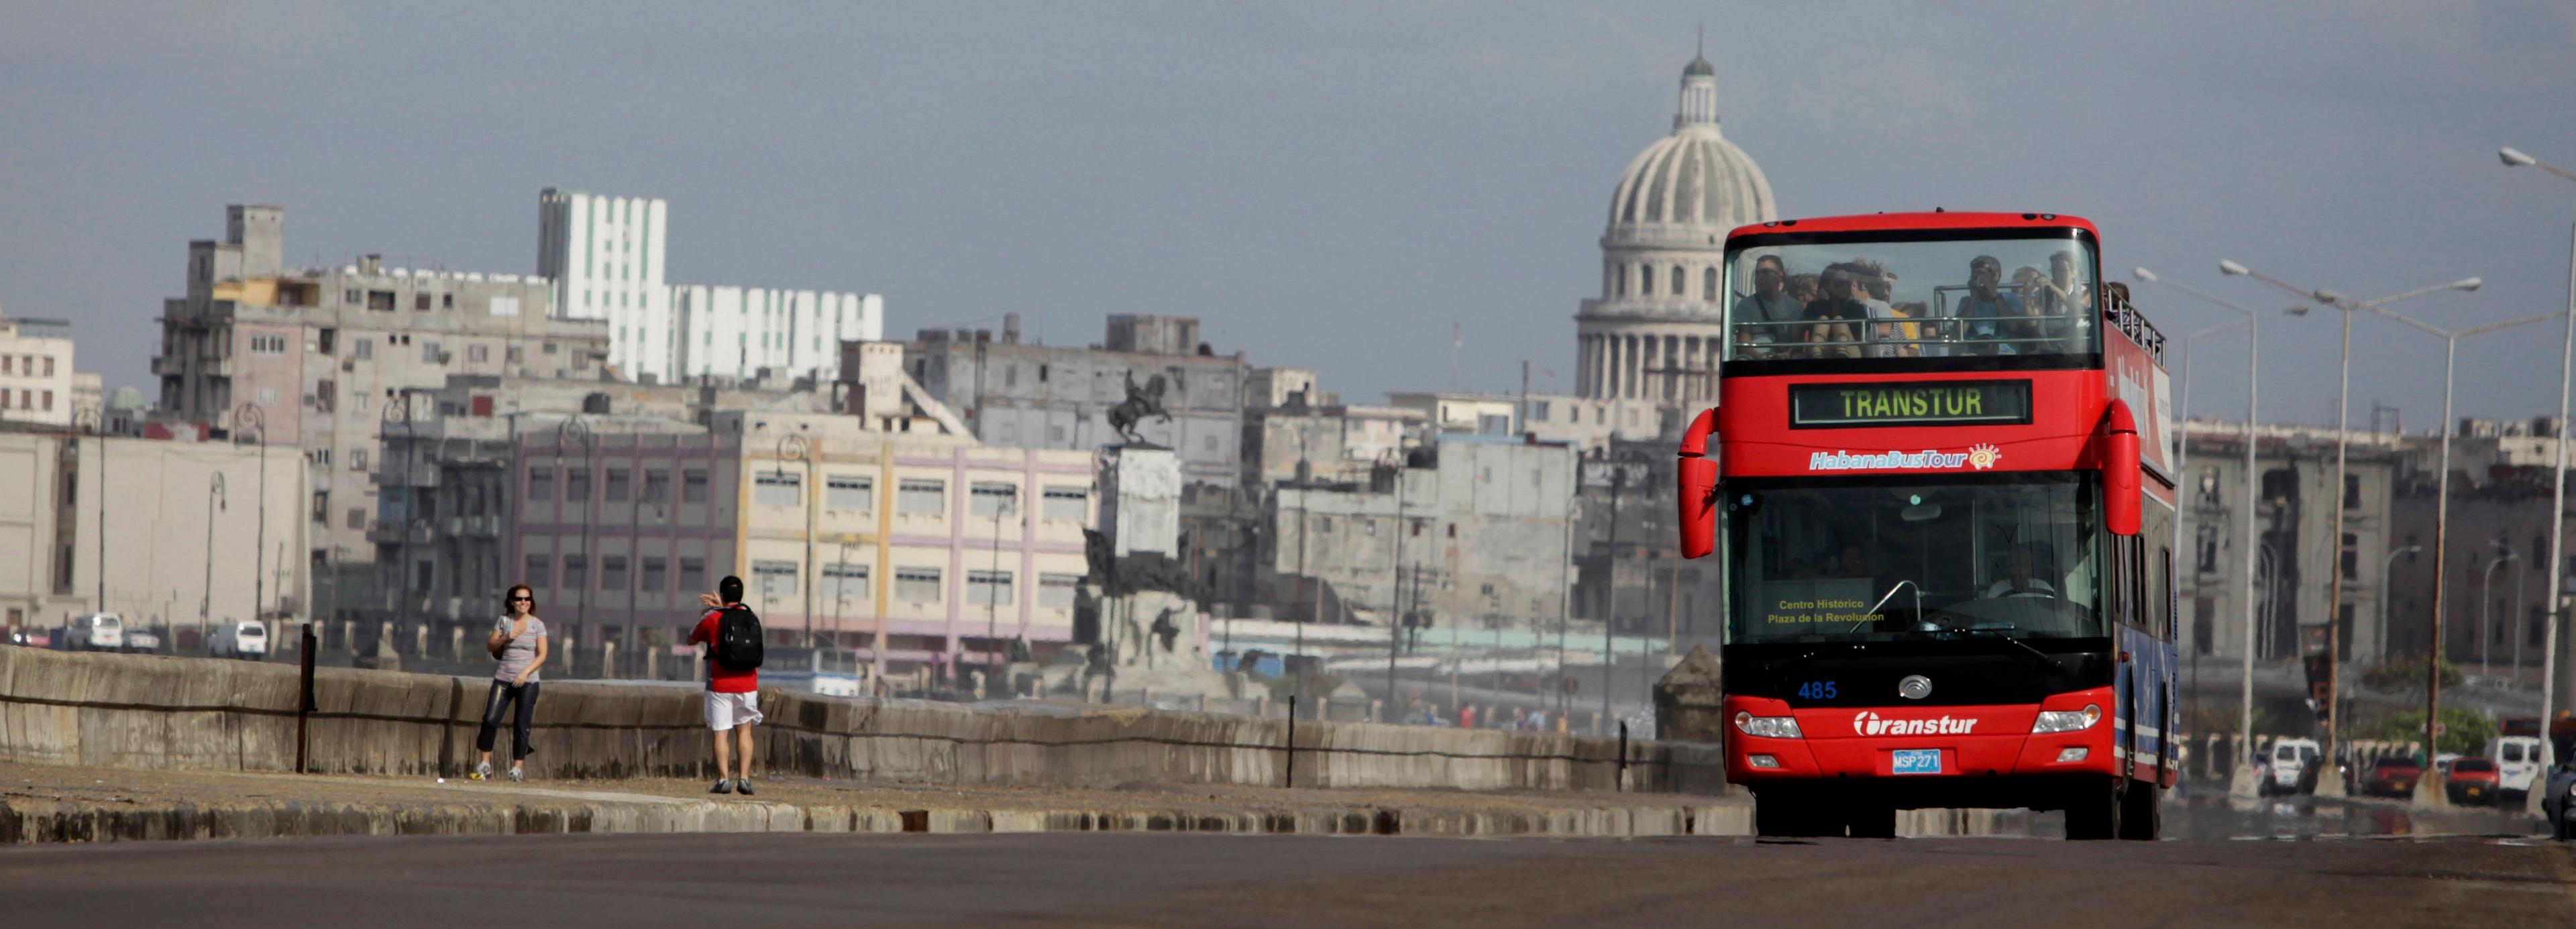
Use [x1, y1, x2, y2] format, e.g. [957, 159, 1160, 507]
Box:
[2359, 707, 2496, 757]
[2358, 653, 2463, 694]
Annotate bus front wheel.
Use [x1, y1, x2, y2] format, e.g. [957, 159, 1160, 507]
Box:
[2063, 777, 2123, 840]
[2118, 780, 2162, 840]
[1754, 792, 1837, 838]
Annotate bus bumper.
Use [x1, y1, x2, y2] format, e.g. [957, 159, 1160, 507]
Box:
[1724, 687, 2122, 793]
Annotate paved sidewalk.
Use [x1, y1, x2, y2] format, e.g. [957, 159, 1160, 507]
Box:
[0, 761, 1749, 844]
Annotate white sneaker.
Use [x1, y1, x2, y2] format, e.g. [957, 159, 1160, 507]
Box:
[507, 767, 524, 782]
[470, 761, 492, 781]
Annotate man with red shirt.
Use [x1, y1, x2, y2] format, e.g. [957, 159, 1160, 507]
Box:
[690, 576, 763, 795]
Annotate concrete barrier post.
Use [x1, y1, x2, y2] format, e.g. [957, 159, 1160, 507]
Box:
[603, 641, 617, 679]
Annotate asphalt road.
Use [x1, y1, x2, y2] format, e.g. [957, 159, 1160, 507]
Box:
[4, 830, 2569, 928]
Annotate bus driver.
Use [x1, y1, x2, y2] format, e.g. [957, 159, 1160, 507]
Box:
[1982, 543, 2057, 598]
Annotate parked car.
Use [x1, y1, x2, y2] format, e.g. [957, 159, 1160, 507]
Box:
[2447, 757, 2502, 805]
[5, 628, 49, 647]
[208, 621, 268, 659]
[2492, 736, 2545, 800]
[2364, 756, 2424, 799]
[2262, 739, 2322, 796]
[62, 614, 124, 651]
[122, 627, 162, 653]
[2542, 764, 2576, 840]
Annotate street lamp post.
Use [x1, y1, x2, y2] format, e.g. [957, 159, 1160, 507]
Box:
[234, 404, 268, 633]
[2223, 260, 2480, 768]
[203, 472, 227, 653]
[776, 433, 816, 655]
[2381, 545, 2424, 659]
[2135, 267, 2263, 770]
[77, 408, 107, 617]
[2501, 145, 2576, 777]
[2484, 550, 2519, 678]
[986, 482, 1016, 684]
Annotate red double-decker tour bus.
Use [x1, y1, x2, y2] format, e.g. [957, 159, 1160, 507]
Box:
[1676, 211, 2179, 840]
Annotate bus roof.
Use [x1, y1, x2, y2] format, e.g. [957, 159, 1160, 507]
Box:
[1726, 211, 2100, 241]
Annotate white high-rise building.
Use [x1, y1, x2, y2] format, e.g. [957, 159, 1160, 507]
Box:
[539, 188, 883, 385]
[0, 303, 77, 427]
[538, 188, 674, 382]
[674, 286, 880, 383]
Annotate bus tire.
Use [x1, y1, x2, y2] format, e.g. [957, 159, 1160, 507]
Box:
[1754, 793, 1834, 838]
[2118, 779, 2161, 840]
[1845, 804, 1897, 839]
[2064, 777, 2123, 840]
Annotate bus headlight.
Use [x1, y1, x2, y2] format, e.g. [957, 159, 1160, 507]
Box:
[2031, 704, 2103, 734]
[1734, 711, 1803, 739]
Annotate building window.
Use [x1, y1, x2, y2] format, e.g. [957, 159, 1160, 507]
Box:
[565, 468, 591, 504]
[683, 468, 709, 504]
[826, 474, 873, 510]
[968, 569, 1014, 607]
[344, 288, 362, 305]
[351, 449, 370, 472]
[352, 338, 372, 360]
[1703, 267, 1718, 300]
[601, 555, 629, 591]
[1040, 573, 1081, 610]
[643, 469, 670, 506]
[2195, 524, 2221, 573]
[528, 468, 553, 501]
[525, 554, 551, 589]
[605, 468, 631, 503]
[414, 292, 431, 311]
[1670, 265, 1684, 295]
[443, 293, 455, 309]
[344, 506, 365, 530]
[969, 482, 1018, 517]
[2343, 474, 2361, 509]
[1639, 264, 1652, 296]
[1042, 485, 1088, 521]
[895, 566, 943, 603]
[368, 290, 395, 312]
[751, 559, 799, 597]
[311, 491, 329, 522]
[898, 478, 946, 514]
[560, 554, 587, 592]
[639, 557, 667, 595]
[754, 470, 802, 507]
[422, 341, 443, 364]
[468, 344, 489, 363]
[823, 562, 869, 606]
[679, 557, 707, 594]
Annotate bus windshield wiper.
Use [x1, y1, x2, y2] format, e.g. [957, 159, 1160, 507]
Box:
[1955, 626, 2072, 675]
[1846, 580, 1923, 633]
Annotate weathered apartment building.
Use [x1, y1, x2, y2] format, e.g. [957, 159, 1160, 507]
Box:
[2176, 421, 2401, 667]
[152, 205, 610, 608]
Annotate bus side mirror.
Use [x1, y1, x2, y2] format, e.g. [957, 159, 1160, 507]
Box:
[2102, 401, 2141, 537]
[1678, 407, 1719, 559]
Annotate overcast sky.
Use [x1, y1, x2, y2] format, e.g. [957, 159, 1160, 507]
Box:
[5, 1, 2575, 432]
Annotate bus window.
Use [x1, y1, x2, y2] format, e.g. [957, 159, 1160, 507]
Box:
[1724, 235, 2100, 364]
[1723, 474, 2106, 645]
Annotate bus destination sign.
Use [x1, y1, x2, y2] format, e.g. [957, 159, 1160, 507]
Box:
[1789, 380, 2033, 429]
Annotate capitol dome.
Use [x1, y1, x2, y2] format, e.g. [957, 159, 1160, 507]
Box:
[1573, 51, 1776, 426]
[1604, 54, 1774, 238]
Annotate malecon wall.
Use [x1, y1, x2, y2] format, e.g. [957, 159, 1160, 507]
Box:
[0, 649, 1725, 793]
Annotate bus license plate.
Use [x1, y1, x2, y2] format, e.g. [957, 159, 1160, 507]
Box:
[1892, 749, 1942, 775]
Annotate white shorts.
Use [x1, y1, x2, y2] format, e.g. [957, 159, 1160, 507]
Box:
[703, 690, 763, 731]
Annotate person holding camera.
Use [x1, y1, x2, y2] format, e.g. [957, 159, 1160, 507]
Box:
[690, 576, 764, 795]
[471, 584, 548, 782]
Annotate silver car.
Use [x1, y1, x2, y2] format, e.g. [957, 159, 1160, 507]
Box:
[2544, 763, 2576, 841]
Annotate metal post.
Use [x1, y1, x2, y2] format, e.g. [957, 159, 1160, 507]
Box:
[1603, 463, 1624, 728]
[2323, 304, 2352, 755]
[987, 483, 1010, 680]
[237, 404, 268, 635]
[2429, 338, 2458, 779]
[1385, 453, 1407, 710]
[203, 472, 225, 653]
[2512, 554, 2527, 678]
[2484, 553, 2513, 677]
[2240, 320, 2260, 771]
[1284, 695, 1298, 788]
[297, 621, 315, 774]
[1617, 719, 1629, 792]
[1556, 477, 1575, 720]
[2542, 222, 2576, 774]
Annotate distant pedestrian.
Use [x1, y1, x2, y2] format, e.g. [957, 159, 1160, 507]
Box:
[1459, 704, 1477, 730]
[690, 576, 765, 795]
[472, 584, 547, 782]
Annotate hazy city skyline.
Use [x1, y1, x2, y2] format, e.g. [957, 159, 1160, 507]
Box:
[5, 1, 2574, 431]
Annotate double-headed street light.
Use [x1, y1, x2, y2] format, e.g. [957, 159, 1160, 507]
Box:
[2134, 266, 2267, 770]
[233, 403, 268, 635]
[2501, 146, 2576, 787]
[2226, 260, 2479, 783]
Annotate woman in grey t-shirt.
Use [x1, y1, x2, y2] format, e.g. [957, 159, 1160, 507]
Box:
[472, 584, 549, 781]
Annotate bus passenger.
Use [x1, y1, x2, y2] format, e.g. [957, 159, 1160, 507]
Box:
[1957, 256, 2030, 355]
[1982, 543, 2057, 598]
[1733, 255, 1802, 344]
[2031, 250, 2094, 350]
[1800, 265, 1871, 358]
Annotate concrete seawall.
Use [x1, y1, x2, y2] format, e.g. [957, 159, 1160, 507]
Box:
[0, 648, 1727, 793]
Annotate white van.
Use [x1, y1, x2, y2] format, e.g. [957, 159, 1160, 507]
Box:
[208, 621, 268, 659]
[2264, 738, 2322, 795]
[63, 614, 123, 651]
[2490, 736, 2544, 798]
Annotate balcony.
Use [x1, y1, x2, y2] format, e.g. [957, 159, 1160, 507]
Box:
[372, 461, 439, 488]
[365, 521, 435, 545]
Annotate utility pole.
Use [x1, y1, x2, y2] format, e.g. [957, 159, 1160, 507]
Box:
[1385, 447, 1409, 710]
[1601, 461, 1626, 730]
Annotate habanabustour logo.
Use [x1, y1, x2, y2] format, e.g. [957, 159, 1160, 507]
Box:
[1807, 449, 1971, 472]
[1966, 443, 2002, 470]
[1851, 711, 1978, 736]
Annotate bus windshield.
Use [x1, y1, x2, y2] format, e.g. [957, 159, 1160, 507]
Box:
[1723, 233, 2100, 362]
[1723, 474, 2105, 644]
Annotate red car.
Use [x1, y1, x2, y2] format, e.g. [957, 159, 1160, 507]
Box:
[2446, 757, 2501, 805]
[2364, 757, 2422, 799]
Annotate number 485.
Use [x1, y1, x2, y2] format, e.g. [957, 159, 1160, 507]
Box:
[1796, 680, 1838, 700]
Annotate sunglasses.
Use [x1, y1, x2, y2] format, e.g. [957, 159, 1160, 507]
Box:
[509, 596, 534, 603]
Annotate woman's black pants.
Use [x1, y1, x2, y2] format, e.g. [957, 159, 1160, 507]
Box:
[475, 680, 540, 759]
